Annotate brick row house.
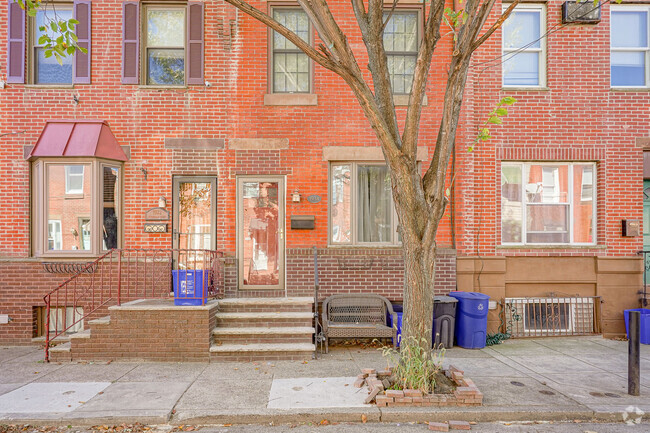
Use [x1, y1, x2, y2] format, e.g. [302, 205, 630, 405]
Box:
[0, 0, 646, 359]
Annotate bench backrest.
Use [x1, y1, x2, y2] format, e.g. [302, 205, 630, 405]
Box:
[324, 294, 393, 324]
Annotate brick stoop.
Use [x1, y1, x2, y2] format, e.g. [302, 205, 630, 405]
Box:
[210, 297, 315, 361]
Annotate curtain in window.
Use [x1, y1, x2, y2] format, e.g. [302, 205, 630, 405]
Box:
[357, 166, 391, 243]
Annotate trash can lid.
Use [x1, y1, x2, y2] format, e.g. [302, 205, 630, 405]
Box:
[448, 291, 490, 301]
[434, 295, 458, 303]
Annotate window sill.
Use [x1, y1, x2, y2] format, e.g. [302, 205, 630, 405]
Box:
[264, 93, 318, 106]
[24, 84, 75, 89]
[497, 244, 605, 249]
[501, 86, 550, 92]
[137, 85, 188, 90]
[610, 87, 650, 92]
[393, 94, 427, 106]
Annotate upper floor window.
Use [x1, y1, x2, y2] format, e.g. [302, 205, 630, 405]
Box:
[611, 6, 650, 88]
[6, 0, 91, 84]
[502, 4, 546, 87]
[145, 6, 185, 85]
[501, 162, 596, 245]
[271, 8, 311, 93]
[122, 1, 204, 86]
[33, 5, 73, 84]
[330, 163, 400, 245]
[383, 10, 419, 94]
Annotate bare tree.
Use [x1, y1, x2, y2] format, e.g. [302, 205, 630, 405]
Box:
[224, 0, 519, 351]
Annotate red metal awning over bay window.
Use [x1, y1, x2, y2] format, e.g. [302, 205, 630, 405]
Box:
[27, 120, 129, 162]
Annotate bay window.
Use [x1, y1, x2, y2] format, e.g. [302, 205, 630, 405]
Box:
[33, 160, 122, 256]
[501, 162, 596, 245]
[330, 163, 399, 245]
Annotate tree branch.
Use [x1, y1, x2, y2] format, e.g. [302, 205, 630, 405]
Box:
[382, 0, 400, 32]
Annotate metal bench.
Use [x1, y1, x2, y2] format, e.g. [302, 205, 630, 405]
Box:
[321, 294, 397, 353]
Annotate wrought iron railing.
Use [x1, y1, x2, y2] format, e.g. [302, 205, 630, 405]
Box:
[43, 249, 224, 361]
[504, 296, 602, 338]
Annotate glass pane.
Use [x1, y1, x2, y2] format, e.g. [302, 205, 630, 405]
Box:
[526, 164, 569, 203]
[273, 9, 309, 50]
[383, 12, 418, 53]
[357, 166, 392, 243]
[503, 10, 541, 49]
[35, 7, 73, 41]
[573, 165, 594, 243]
[611, 11, 647, 48]
[179, 182, 213, 250]
[526, 204, 569, 243]
[47, 165, 91, 251]
[274, 53, 309, 92]
[501, 165, 522, 243]
[331, 165, 351, 243]
[389, 55, 415, 94]
[503, 51, 540, 86]
[242, 182, 280, 286]
[147, 9, 185, 47]
[102, 166, 120, 250]
[611, 51, 646, 87]
[35, 47, 72, 84]
[148, 49, 184, 85]
[65, 165, 84, 193]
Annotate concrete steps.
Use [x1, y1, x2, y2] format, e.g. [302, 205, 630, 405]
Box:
[211, 297, 315, 361]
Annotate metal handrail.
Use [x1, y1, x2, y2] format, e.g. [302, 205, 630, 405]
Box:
[43, 248, 224, 362]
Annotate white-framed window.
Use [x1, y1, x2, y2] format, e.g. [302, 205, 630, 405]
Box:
[33, 160, 122, 256]
[271, 8, 311, 93]
[500, 162, 596, 245]
[610, 5, 650, 88]
[502, 4, 546, 87]
[65, 164, 85, 194]
[329, 163, 400, 245]
[383, 10, 420, 94]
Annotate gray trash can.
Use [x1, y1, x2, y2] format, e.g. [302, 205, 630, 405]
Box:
[433, 295, 458, 349]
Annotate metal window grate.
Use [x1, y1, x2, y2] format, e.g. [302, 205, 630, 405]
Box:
[504, 296, 601, 338]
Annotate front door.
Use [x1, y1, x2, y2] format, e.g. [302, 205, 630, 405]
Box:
[644, 180, 650, 285]
[237, 177, 285, 290]
[172, 177, 217, 251]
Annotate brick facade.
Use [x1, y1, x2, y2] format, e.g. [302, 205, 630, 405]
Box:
[0, 0, 646, 343]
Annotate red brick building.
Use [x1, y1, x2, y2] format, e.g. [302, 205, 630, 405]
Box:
[0, 0, 645, 347]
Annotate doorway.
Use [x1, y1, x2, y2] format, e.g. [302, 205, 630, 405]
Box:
[172, 177, 217, 251]
[237, 177, 285, 291]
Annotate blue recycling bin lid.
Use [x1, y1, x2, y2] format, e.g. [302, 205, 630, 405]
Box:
[448, 291, 489, 301]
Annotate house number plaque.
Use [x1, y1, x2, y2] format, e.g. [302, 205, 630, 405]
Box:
[307, 195, 321, 204]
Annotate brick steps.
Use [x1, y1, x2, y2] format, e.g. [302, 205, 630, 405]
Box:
[211, 297, 315, 361]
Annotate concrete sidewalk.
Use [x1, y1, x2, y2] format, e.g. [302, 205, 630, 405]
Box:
[1, 336, 649, 425]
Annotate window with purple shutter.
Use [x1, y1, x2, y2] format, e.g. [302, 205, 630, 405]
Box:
[73, 0, 91, 84]
[122, 1, 139, 84]
[187, 1, 204, 85]
[7, 0, 26, 84]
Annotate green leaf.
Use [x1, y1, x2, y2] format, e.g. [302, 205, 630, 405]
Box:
[53, 52, 63, 65]
[487, 116, 503, 124]
[501, 96, 517, 105]
[78, 46, 88, 54]
[38, 35, 49, 45]
[495, 107, 508, 116]
[69, 18, 79, 25]
[50, 21, 59, 32]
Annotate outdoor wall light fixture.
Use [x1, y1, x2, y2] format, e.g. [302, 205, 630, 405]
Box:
[292, 189, 301, 203]
[158, 196, 167, 208]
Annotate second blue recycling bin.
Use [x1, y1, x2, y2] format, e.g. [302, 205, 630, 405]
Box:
[449, 291, 490, 349]
[624, 308, 650, 345]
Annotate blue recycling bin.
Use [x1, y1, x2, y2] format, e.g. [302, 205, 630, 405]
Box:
[390, 304, 403, 347]
[172, 270, 208, 306]
[449, 291, 490, 349]
[624, 308, 650, 344]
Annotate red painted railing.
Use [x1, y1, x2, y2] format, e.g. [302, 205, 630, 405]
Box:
[43, 249, 224, 362]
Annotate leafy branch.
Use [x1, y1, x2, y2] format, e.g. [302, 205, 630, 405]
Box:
[469, 96, 517, 152]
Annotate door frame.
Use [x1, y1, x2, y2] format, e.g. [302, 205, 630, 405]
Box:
[236, 175, 286, 291]
[172, 176, 218, 251]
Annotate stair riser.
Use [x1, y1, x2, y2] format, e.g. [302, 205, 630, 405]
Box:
[214, 334, 313, 345]
[216, 318, 313, 328]
[218, 304, 313, 313]
[210, 351, 312, 362]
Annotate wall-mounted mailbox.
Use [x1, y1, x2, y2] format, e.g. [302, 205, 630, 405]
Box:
[291, 215, 315, 230]
[622, 219, 640, 237]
